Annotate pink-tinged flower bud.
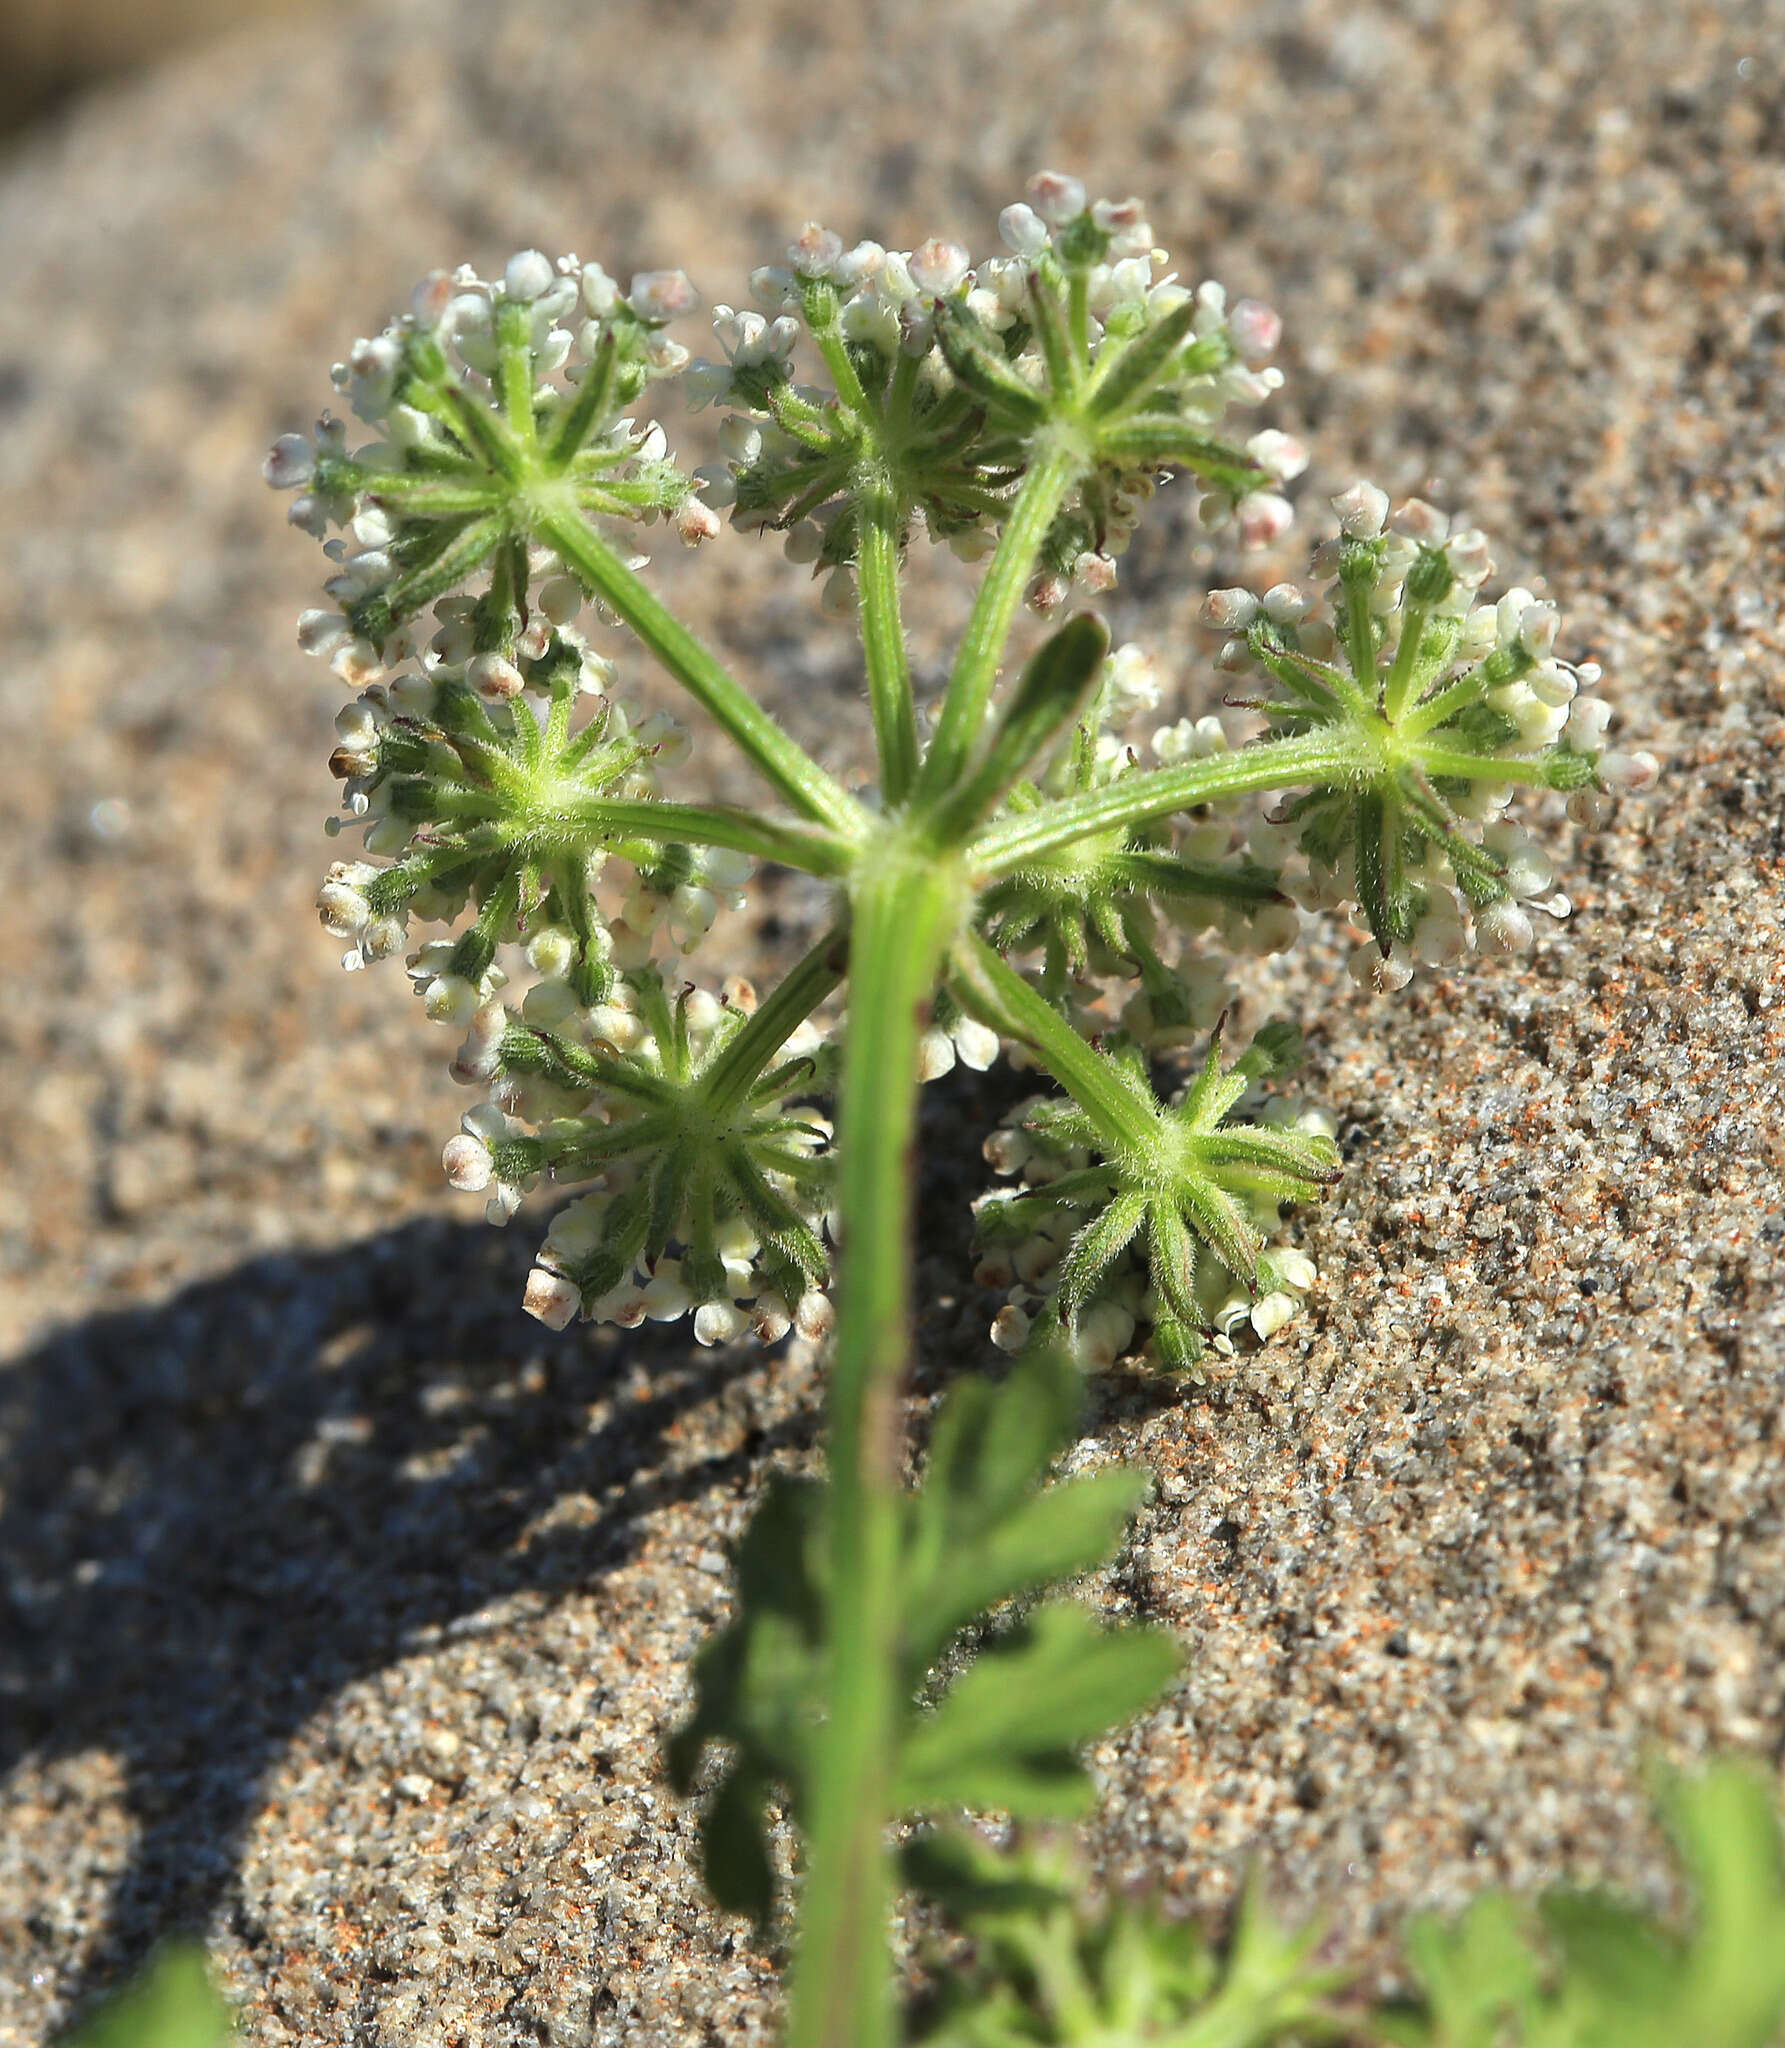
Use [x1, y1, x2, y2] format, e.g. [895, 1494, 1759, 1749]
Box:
[503, 249, 556, 303]
[1599, 749, 1659, 791]
[794, 1291, 835, 1341]
[998, 202, 1049, 257]
[1202, 587, 1261, 631]
[627, 270, 698, 322]
[750, 1296, 793, 1345]
[1027, 170, 1087, 224]
[1236, 491, 1294, 548]
[1227, 297, 1282, 362]
[468, 653, 525, 701]
[263, 434, 315, 489]
[1331, 481, 1390, 538]
[442, 1133, 494, 1191]
[1073, 550, 1120, 592]
[523, 1268, 581, 1329]
[1246, 429, 1308, 482]
[788, 223, 844, 277]
[675, 498, 722, 547]
[1391, 498, 1449, 546]
[909, 238, 971, 295]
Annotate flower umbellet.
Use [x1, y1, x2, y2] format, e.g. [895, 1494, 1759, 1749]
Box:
[268, 175, 1658, 2048]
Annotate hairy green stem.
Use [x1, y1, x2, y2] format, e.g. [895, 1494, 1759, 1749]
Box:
[549, 796, 856, 876]
[954, 934, 1159, 1157]
[786, 855, 962, 2048]
[918, 444, 1080, 799]
[970, 730, 1367, 878]
[533, 508, 864, 834]
[856, 486, 920, 805]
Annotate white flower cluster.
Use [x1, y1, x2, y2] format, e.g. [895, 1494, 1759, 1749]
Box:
[973, 1091, 1330, 1373]
[1206, 485, 1659, 994]
[482, 976, 835, 1345]
[312, 588, 684, 988]
[264, 250, 710, 686]
[689, 172, 1295, 609]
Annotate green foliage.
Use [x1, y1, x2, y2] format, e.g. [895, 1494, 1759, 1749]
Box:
[1383, 1763, 1785, 2048]
[62, 1945, 234, 2048]
[666, 1348, 1178, 1929]
[905, 1834, 1343, 2046]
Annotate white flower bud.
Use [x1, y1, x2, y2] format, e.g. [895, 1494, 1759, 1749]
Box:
[1347, 937, 1415, 993]
[1518, 601, 1560, 659]
[580, 262, 620, 317]
[998, 202, 1049, 257]
[918, 1028, 957, 1083]
[1565, 696, 1614, 749]
[1528, 660, 1578, 709]
[1475, 899, 1534, 955]
[1077, 1301, 1136, 1370]
[526, 926, 578, 979]
[263, 433, 315, 489]
[442, 1132, 494, 1191]
[1331, 481, 1390, 538]
[1250, 1292, 1298, 1341]
[423, 974, 481, 1025]
[693, 1301, 750, 1347]
[1275, 1250, 1319, 1294]
[953, 1019, 1001, 1072]
[990, 1304, 1032, 1353]
[503, 249, 556, 303]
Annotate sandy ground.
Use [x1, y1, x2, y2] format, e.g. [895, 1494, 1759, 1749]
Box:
[2, 1, 1783, 2041]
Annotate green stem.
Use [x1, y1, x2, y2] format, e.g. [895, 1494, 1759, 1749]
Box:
[856, 483, 920, 804]
[954, 934, 1159, 1157]
[1380, 599, 1431, 723]
[918, 445, 1080, 800]
[970, 731, 1367, 879]
[700, 923, 848, 1117]
[786, 856, 963, 2048]
[549, 796, 856, 877]
[1409, 743, 1556, 788]
[533, 507, 864, 835]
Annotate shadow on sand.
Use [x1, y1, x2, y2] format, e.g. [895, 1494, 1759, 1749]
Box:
[0, 1214, 815, 2020]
